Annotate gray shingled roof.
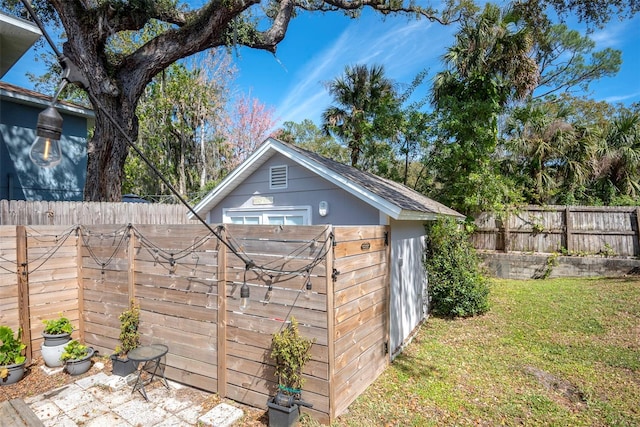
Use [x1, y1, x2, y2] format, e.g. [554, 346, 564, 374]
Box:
[281, 140, 464, 219]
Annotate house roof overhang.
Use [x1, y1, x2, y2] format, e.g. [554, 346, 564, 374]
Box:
[0, 11, 41, 78]
[0, 81, 94, 120]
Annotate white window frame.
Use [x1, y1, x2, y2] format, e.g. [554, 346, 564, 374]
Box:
[223, 206, 312, 225]
[269, 165, 288, 190]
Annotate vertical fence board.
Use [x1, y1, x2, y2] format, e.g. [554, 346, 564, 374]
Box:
[473, 206, 640, 256]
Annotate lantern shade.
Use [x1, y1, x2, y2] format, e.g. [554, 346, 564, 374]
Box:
[30, 106, 63, 168]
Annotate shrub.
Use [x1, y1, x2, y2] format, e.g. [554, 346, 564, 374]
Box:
[271, 317, 315, 396]
[424, 216, 490, 317]
[115, 300, 140, 357]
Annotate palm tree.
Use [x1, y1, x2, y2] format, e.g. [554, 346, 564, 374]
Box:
[596, 111, 640, 201]
[322, 64, 397, 167]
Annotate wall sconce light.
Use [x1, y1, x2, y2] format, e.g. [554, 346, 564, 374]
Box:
[319, 201, 329, 217]
[29, 106, 63, 168]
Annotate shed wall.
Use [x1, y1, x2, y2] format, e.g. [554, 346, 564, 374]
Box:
[388, 219, 428, 357]
[207, 154, 380, 225]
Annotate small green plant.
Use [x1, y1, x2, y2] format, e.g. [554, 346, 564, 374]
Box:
[599, 243, 616, 258]
[42, 316, 74, 335]
[0, 326, 26, 370]
[60, 340, 90, 362]
[532, 222, 545, 234]
[271, 317, 315, 396]
[424, 216, 490, 317]
[115, 300, 140, 357]
[542, 252, 560, 279]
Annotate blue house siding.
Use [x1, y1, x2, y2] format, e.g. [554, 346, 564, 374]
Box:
[208, 154, 381, 225]
[0, 94, 89, 201]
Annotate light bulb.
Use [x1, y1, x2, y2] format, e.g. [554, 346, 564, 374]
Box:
[305, 279, 312, 299]
[30, 106, 63, 168]
[264, 285, 273, 304]
[239, 283, 250, 311]
[30, 136, 62, 167]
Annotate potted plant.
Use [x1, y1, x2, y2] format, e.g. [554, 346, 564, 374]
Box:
[0, 326, 27, 386]
[111, 300, 140, 376]
[267, 317, 315, 427]
[42, 315, 74, 345]
[41, 315, 74, 367]
[60, 340, 95, 376]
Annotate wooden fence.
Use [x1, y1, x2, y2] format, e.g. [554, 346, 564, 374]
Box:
[0, 199, 196, 225]
[0, 223, 390, 424]
[471, 206, 640, 257]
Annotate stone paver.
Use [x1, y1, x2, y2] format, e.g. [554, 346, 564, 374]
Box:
[25, 371, 245, 427]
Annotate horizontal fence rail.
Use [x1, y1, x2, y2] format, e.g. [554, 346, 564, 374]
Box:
[472, 205, 640, 257]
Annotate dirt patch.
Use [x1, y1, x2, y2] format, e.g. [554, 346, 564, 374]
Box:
[523, 365, 587, 408]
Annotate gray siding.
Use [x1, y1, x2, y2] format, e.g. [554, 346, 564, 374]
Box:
[0, 99, 88, 201]
[208, 154, 380, 225]
[389, 218, 428, 357]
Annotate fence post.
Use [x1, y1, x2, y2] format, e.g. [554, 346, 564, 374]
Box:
[565, 207, 573, 253]
[217, 228, 227, 397]
[636, 207, 640, 257]
[77, 226, 84, 342]
[502, 212, 510, 253]
[15, 225, 32, 361]
[128, 225, 136, 299]
[325, 226, 336, 420]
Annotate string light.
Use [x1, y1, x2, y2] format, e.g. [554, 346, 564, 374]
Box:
[263, 277, 274, 304]
[304, 271, 312, 299]
[239, 282, 250, 311]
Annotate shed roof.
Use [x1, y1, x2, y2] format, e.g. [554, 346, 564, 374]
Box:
[192, 138, 464, 221]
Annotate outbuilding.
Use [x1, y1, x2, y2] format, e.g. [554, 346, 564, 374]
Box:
[192, 137, 464, 356]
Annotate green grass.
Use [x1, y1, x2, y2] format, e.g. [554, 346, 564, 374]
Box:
[313, 277, 640, 426]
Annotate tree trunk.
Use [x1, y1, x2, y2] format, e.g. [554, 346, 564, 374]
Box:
[84, 95, 137, 202]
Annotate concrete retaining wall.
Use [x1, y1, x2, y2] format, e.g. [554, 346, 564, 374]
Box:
[479, 252, 640, 279]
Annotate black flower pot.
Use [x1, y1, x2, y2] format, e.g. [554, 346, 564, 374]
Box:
[111, 354, 137, 376]
[267, 397, 300, 427]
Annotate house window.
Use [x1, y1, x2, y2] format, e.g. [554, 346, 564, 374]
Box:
[270, 165, 288, 189]
[223, 207, 311, 225]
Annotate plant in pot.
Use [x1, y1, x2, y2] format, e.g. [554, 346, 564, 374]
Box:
[111, 300, 140, 376]
[0, 326, 27, 386]
[41, 315, 74, 368]
[60, 340, 95, 376]
[268, 317, 315, 427]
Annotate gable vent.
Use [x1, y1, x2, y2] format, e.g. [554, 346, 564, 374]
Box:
[270, 165, 288, 189]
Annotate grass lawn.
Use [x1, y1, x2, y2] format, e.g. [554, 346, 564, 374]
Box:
[321, 277, 640, 426]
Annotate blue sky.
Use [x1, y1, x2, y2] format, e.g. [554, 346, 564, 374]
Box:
[4, 7, 640, 127]
[232, 9, 640, 126]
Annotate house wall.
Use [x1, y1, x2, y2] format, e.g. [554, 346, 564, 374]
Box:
[207, 154, 380, 225]
[388, 219, 428, 357]
[0, 98, 88, 201]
